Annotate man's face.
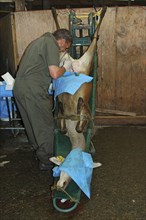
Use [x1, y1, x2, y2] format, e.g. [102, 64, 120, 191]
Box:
[57, 39, 71, 52]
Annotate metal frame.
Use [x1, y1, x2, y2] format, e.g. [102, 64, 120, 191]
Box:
[0, 91, 25, 137]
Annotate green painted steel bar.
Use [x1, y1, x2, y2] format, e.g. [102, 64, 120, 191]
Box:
[90, 50, 98, 117]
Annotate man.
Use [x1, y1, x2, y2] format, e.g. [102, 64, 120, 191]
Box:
[13, 29, 73, 171]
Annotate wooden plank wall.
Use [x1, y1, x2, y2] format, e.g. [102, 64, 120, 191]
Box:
[97, 7, 146, 116]
[13, 8, 98, 67]
[0, 14, 15, 75]
[0, 6, 146, 118]
[13, 10, 57, 69]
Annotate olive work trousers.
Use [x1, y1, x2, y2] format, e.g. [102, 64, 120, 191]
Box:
[13, 80, 54, 164]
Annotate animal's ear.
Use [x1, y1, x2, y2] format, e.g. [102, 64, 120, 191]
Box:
[77, 97, 84, 114]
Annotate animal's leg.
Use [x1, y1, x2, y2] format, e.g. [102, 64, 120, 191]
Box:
[57, 119, 86, 190]
[76, 97, 91, 133]
[57, 171, 71, 190]
[58, 101, 67, 134]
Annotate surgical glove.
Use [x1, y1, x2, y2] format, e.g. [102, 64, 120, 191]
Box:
[48, 83, 53, 95]
[63, 59, 73, 71]
[72, 61, 80, 72]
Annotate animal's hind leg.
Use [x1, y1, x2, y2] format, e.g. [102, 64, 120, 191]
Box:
[76, 97, 90, 133]
[56, 119, 86, 190]
[57, 101, 67, 134]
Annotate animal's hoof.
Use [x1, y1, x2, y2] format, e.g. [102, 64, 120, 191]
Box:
[75, 128, 82, 133]
[57, 180, 68, 190]
[76, 121, 87, 133]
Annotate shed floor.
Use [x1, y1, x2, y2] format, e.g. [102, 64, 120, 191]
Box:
[0, 124, 146, 220]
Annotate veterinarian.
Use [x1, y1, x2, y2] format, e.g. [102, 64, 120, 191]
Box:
[13, 29, 73, 171]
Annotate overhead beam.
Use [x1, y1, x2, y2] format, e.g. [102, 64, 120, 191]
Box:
[14, 0, 25, 11]
[42, 0, 50, 9]
[0, 1, 13, 2]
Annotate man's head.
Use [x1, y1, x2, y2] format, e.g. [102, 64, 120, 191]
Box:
[53, 29, 73, 52]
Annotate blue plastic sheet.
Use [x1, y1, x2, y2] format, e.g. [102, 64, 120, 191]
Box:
[0, 83, 13, 97]
[0, 81, 13, 119]
[53, 148, 94, 198]
[53, 71, 93, 99]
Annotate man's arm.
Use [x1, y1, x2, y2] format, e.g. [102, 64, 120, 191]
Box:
[49, 65, 66, 79]
[48, 60, 73, 79]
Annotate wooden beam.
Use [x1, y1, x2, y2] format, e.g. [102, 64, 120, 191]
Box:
[14, 0, 25, 11]
[94, 116, 146, 126]
[51, 7, 60, 29]
[42, 0, 50, 9]
[0, 1, 13, 2]
[96, 108, 136, 116]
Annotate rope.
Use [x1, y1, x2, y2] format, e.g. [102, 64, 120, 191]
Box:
[51, 183, 79, 203]
[54, 114, 94, 121]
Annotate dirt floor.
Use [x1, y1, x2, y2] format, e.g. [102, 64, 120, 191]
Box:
[0, 124, 146, 220]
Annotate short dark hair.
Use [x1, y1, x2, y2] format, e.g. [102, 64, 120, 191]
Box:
[53, 28, 73, 44]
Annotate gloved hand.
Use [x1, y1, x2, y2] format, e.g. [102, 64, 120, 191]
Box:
[63, 59, 73, 71]
[72, 61, 80, 73]
[48, 83, 53, 95]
